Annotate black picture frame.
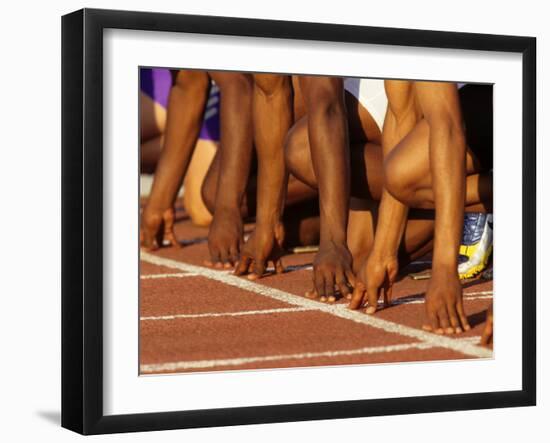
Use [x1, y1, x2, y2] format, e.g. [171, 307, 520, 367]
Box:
[61, 8, 536, 435]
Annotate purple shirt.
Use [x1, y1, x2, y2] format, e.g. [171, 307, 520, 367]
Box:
[140, 68, 220, 142]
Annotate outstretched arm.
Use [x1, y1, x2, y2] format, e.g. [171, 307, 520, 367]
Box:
[350, 80, 417, 312]
[141, 70, 210, 249]
[415, 82, 466, 273]
[415, 81, 469, 333]
[205, 72, 254, 267]
[235, 74, 293, 278]
[300, 76, 355, 302]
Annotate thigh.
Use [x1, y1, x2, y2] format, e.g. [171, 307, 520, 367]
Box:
[385, 118, 480, 191]
[140, 91, 166, 141]
[285, 116, 317, 189]
[182, 139, 218, 224]
[350, 142, 384, 201]
[286, 115, 384, 201]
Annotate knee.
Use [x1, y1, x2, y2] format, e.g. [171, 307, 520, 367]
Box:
[284, 123, 315, 188]
[384, 154, 414, 205]
[200, 177, 216, 216]
[284, 126, 304, 176]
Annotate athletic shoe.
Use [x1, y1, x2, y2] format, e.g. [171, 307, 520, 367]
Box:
[458, 213, 493, 279]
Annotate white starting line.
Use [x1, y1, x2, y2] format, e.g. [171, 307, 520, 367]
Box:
[140, 252, 492, 366]
[391, 290, 493, 306]
[140, 292, 493, 320]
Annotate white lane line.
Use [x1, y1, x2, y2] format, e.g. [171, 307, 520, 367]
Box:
[456, 336, 482, 343]
[141, 307, 312, 321]
[140, 252, 492, 358]
[390, 291, 493, 306]
[140, 342, 436, 373]
[140, 273, 198, 279]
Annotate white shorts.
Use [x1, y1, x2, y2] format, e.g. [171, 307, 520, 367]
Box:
[343, 78, 388, 131]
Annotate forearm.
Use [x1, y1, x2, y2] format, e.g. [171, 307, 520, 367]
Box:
[213, 77, 254, 213]
[370, 113, 413, 258]
[371, 191, 409, 257]
[308, 103, 350, 246]
[147, 76, 209, 212]
[252, 77, 293, 227]
[429, 122, 466, 270]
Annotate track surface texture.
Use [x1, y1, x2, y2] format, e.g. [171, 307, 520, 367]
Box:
[139, 206, 493, 375]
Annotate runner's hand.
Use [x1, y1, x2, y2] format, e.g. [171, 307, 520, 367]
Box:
[234, 221, 285, 279]
[349, 254, 398, 313]
[205, 208, 243, 269]
[422, 268, 470, 334]
[140, 206, 181, 251]
[305, 242, 355, 303]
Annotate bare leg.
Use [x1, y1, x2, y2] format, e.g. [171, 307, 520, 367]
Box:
[140, 134, 164, 174]
[140, 91, 167, 173]
[384, 118, 492, 212]
[182, 138, 217, 226]
[363, 83, 493, 332]
[286, 116, 435, 278]
[285, 96, 384, 201]
[140, 91, 167, 140]
[347, 200, 435, 274]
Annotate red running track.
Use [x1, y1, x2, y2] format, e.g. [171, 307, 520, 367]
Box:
[139, 211, 493, 375]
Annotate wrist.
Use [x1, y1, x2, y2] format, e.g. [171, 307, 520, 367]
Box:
[369, 240, 398, 261]
[255, 217, 281, 232]
[319, 232, 347, 249]
[213, 203, 241, 217]
[143, 201, 165, 216]
[432, 260, 459, 275]
[432, 246, 459, 271]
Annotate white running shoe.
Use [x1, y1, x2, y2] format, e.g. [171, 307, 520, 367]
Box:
[458, 213, 493, 279]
